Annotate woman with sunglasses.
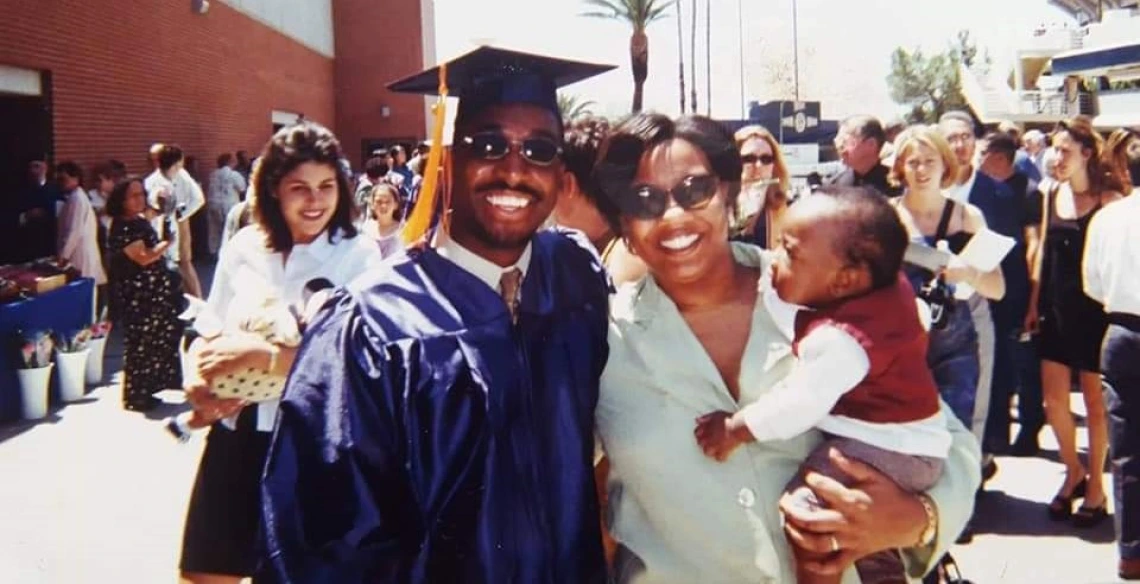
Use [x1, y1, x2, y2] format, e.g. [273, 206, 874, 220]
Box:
[591, 113, 980, 583]
[732, 125, 791, 249]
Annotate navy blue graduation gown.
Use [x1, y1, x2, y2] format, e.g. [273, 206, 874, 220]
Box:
[261, 231, 611, 583]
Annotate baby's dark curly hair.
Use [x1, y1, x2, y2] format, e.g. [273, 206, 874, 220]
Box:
[812, 186, 908, 291]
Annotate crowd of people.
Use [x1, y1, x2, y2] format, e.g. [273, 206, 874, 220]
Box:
[2, 44, 1137, 584]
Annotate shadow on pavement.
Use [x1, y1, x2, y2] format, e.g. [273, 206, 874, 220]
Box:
[143, 398, 191, 422]
[0, 411, 64, 445]
[972, 490, 1115, 544]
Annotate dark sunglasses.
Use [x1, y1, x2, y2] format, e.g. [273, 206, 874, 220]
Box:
[460, 132, 562, 166]
[619, 175, 719, 220]
[741, 153, 775, 166]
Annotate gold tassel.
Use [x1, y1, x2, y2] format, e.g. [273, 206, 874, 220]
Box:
[401, 63, 449, 245]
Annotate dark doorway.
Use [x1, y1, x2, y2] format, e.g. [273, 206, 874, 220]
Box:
[0, 70, 53, 264]
[0, 72, 52, 201]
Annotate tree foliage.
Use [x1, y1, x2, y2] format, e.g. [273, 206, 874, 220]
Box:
[581, 0, 674, 112]
[580, 0, 673, 32]
[887, 30, 988, 123]
[558, 93, 597, 121]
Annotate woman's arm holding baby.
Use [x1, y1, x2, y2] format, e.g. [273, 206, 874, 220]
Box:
[781, 402, 981, 578]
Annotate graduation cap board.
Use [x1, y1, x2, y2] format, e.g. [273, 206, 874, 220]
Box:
[387, 46, 616, 124]
[387, 46, 615, 244]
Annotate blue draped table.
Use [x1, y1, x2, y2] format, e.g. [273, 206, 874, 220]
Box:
[0, 279, 95, 423]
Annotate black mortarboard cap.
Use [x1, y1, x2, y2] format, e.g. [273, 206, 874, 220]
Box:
[386, 46, 616, 123]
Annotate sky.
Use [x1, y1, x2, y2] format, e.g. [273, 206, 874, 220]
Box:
[431, 0, 1074, 122]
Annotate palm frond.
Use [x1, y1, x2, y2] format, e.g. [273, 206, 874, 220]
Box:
[580, 0, 674, 26]
[558, 93, 598, 121]
[580, 0, 626, 19]
[644, 0, 676, 23]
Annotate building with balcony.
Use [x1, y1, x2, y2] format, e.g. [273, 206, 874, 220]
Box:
[960, 0, 1140, 128]
[0, 0, 435, 200]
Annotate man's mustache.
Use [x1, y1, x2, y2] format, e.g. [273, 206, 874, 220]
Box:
[475, 182, 542, 199]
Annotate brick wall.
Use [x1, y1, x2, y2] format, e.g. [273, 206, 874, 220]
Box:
[0, 0, 336, 179]
[333, 0, 430, 165]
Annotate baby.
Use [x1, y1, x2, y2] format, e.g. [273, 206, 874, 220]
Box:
[164, 278, 335, 441]
[694, 186, 950, 584]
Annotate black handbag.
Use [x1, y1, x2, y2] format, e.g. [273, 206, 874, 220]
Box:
[922, 553, 974, 584]
[917, 275, 954, 330]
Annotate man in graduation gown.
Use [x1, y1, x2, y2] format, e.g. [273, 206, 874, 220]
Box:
[261, 47, 617, 583]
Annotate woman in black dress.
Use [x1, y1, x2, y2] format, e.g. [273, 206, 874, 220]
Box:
[106, 178, 183, 411]
[1026, 117, 1124, 526]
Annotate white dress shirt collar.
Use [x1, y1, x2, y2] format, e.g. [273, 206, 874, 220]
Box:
[435, 231, 532, 292]
[290, 228, 343, 263]
[946, 168, 977, 204]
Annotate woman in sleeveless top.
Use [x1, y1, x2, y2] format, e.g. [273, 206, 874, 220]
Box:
[1025, 118, 1124, 526]
[891, 128, 1006, 431]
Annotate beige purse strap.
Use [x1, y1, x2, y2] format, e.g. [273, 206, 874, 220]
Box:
[1032, 183, 1060, 282]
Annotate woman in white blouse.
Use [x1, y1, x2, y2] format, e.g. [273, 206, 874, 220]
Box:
[591, 113, 981, 583]
[177, 122, 383, 584]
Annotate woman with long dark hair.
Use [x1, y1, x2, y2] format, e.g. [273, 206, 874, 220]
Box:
[1026, 116, 1124, 527]
[177, 122, 383, 583]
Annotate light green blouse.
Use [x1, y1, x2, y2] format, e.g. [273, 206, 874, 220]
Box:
[597, 243, 981, 583]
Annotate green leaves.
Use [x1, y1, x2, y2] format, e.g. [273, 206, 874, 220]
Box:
[580, 0, 675, 31]
[558, 93, 598, 121]
[886, 30, 977, 123]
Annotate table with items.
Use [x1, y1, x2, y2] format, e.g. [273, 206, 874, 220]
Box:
[0, 261, 95, 422]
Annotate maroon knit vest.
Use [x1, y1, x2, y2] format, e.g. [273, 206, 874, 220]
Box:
[793, 274, 941, 424]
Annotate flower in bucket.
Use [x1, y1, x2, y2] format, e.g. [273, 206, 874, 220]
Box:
[13, 329, 54, 369]
[52, 328, 92, 354]
[90, 306, 113, 339]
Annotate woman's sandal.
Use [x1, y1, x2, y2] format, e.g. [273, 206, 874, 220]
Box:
[1047, 477, 1088, 521]
[1072, 501, 1108, 528]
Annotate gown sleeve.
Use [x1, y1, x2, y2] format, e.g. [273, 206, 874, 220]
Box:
[262, 289, 408, 583]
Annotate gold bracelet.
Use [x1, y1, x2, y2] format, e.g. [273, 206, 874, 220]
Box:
[266, 345, 280, 373]
[915, 493, 939, 548]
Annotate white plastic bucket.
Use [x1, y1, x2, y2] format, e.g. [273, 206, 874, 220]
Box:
[17, 365, 53, 419]
[57, 350, 90, 403]
[85, 337, 107, 385]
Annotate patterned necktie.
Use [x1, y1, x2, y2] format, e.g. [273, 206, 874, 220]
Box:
[499, 267, 522, 323]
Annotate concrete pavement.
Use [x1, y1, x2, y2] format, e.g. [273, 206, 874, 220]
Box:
[0, 295, 1127, 584]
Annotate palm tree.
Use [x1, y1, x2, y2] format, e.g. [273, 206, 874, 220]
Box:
[581, 0, 675, 112]
[558, 93, 598, 122]
[690, 0, 697, 113]
[705, 0, 711, 115]
[675, 0, 686, 113]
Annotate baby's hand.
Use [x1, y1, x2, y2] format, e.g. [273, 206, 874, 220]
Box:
[694, 411, 752, 462]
